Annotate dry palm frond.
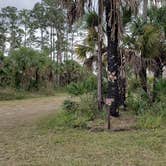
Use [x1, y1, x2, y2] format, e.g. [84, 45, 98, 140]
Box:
[107, 0, 139, 40]
[84, 55, 97, 71]
[122, 0, 139, 14]
[59, 0, 92, 25]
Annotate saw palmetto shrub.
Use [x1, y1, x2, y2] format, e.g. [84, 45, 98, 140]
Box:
[127, 78, 166, 129]
[67, 75, 97, 95]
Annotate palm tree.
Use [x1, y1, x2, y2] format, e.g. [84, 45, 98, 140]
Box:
[59, 0, 139, 117]
[124, 15, 165, 101]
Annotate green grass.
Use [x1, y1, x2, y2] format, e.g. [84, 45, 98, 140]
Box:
[0, 88, 166, 166]
[1, 123, 166, 166]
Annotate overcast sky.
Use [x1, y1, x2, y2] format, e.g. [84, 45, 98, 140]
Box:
[0, 0, 41, 9]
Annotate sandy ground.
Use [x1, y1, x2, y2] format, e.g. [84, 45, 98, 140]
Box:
[0, 96, 66, 130]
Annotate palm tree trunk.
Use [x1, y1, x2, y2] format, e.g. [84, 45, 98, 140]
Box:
[105, 0, 120, 117]
[97, 0, 103, 111]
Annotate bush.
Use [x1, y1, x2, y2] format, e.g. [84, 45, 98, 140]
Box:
[137, 113, 162, 129]
[67, 75, 97, 95]
[40, 110, 90, 129]
[42, 93, 102, 129]
[127, 88, 150, 115]
[0, 48, 90, 91]
[78, 93, 98, 120]
[127, 79, 166, 129]
[62, 99, 78, 112]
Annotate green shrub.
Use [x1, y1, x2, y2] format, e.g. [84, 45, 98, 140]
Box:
[62, 99, 78, 112]
[0, 47, 90, 91]
[127, 88, 150, 115]
[137, 113, 162, 129]
[67, 75, 97, 95]
[128, 78, 140, 92]
[78, 93, 98, 120]
[40, 110, 90, 129]
[67, 82, 85, 95]
[127, 78, 166, 129]
[43, 93, 101, 129]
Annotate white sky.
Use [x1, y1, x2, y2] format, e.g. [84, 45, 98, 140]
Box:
[0, 0, 41, 9]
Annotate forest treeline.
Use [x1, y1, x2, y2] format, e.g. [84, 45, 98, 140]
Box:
[0, 0, 76, 60]
[0, 0, 88, 90]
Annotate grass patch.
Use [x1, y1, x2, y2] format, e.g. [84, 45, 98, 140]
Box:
[0, 88, 67, 101]
[1, 122, 166, 166]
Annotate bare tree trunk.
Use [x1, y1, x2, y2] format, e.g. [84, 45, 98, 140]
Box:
[97, 0, 103, 111]
[162, 0, 166, 6]
[71, 27, 74, 60]
[50, 25, 53, 60]
[57, 30, 62, 64]
[53, 27, 55, 61]
[143, 0, 148, 21]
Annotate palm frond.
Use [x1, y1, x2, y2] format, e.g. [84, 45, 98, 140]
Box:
[85, 11, 98, 28]
[75, 44, 93, 60]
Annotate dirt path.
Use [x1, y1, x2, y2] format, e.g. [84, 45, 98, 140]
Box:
[0, 95, 67, 129]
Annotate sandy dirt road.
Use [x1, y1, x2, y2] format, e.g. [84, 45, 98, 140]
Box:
[0, 95, 67, 129]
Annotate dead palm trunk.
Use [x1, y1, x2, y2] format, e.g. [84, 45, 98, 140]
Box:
[97, 0, 103, 111]
[105, 0, 120, 117]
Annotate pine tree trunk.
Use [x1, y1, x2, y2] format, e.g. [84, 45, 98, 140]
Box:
[50, 25, 53, 60]
[105, 0, 120, 117]
[143, 0, 148, 21]
[71, 27, 74, 60]
[57, 31, 62, 64]
[53, 27, 55, 61]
